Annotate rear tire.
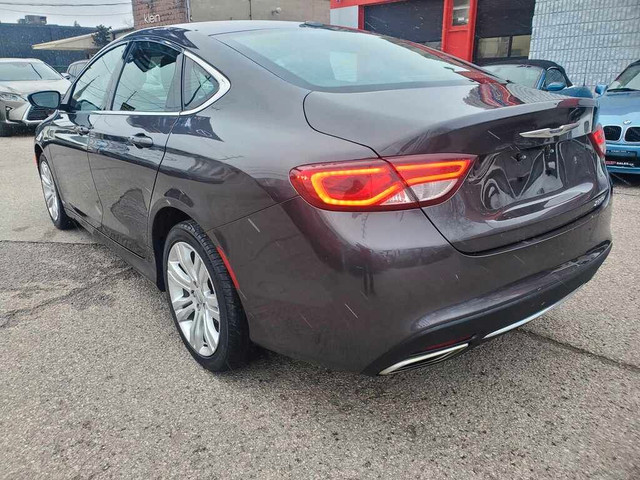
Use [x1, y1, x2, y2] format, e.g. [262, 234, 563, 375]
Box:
[39, 156, 73, 230]
[163, 220, 250, 372]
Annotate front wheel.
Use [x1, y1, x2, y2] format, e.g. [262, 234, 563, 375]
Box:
[163, 220, 250, 372]
[39, 156, 73, 229]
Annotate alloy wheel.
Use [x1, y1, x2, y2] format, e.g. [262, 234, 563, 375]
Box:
[167, 241, 221, 357]
[40, 161, 59, 222]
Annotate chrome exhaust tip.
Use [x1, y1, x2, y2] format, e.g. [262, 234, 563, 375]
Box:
[378, 343, 469, 375]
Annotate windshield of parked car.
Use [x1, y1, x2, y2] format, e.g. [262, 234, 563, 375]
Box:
[219, 26, 498, 92]
[0, 61, 62, 81]
[608, 63, 640, 91]
[482, 64, 543, 88]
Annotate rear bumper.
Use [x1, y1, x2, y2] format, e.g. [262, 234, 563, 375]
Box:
[365, 241, 610, 375]
[213, 190, 612, 374]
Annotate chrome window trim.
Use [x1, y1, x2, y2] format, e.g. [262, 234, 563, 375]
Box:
[93, 50, 230, 117]
[180, 50, 231, 115]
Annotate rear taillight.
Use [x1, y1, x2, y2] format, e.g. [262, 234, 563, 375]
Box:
[289, 154, 475, 211]
[589, 124, 606, 158]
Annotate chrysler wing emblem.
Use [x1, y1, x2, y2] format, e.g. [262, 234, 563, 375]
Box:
[519, 121, 580, 139]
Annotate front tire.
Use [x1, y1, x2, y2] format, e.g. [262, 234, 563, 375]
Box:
[39, 156, 73, 229]
[163, 220, 250, 372]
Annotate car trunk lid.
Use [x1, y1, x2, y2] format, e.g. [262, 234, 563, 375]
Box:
[304, 84, 610, 253]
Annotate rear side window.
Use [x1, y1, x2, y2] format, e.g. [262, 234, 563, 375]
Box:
[220, 27, 493, 92]
[112, 41, 182, 112]
[71, 44, 126, 111]
[182, 57, 219, 110]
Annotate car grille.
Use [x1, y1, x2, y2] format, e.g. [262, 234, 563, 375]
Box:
[625, 127, 640, 143]
[603, 125, 621, 141]
[25, 106, 51, 121]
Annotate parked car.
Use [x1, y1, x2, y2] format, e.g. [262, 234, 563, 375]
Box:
[0, 58, 70, 136]
[598, 59, 640, 174]
[63, 59, 89, 81]
[29, 22, 612, 375]
[483, 59, 593, 97]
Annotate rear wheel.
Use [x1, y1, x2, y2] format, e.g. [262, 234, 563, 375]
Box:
[163, 220, 250, 372]
[39, 156, 73, 229]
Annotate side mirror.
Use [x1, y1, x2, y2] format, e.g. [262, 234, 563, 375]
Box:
[28, 91, 61, 110]
[61, 73, 71, 80]
[595, 84, 608, 95]
[546, 82, 566, 92]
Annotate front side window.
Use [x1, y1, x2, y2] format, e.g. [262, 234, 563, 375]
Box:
[112, 41, 182, 112]
[544, 68, 566, 88]
[182, 57, 219, 110]
[71, 44, 126, 111]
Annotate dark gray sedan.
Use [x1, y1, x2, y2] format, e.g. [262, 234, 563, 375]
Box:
[29, 22, 612, 375]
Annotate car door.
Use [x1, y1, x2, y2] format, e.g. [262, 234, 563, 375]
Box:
[88, 40, 182, 257]
[47, 43, 127, 227]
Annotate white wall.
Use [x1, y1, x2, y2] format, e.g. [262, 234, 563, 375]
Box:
[530, 0, 640, 85]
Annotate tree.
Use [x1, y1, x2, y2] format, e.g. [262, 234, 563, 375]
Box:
[92, 25, 112, 48]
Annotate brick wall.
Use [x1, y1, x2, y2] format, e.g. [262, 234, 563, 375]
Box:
[132, 0, 188, 29]
[530, 0, 640, 86]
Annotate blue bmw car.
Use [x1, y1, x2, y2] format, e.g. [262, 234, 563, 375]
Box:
[599, 60, 640, 175]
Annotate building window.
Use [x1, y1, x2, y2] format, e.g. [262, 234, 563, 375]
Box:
[476, 35, 531, 61]
[452, 0, 470, 26]
[510, 35, 531, 57]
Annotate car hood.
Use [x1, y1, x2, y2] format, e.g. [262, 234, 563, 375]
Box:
[598, 91, 640, 125]
[0, 79, 71, 96]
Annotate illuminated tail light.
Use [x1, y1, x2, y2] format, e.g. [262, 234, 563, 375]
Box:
[290, 154, 475, 211]
[589, 124, 606, 158]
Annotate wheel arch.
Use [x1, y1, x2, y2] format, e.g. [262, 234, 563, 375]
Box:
[151, 206, 193, 291]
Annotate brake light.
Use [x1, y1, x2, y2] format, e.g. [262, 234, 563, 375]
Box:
[289, 154, 474, 211]
[589, 124, 606, 158]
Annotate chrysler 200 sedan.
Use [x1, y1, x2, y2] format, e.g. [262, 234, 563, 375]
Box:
[29, 22, 612, 375]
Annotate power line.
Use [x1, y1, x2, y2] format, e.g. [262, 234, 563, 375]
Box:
[0, 2, 130, 6]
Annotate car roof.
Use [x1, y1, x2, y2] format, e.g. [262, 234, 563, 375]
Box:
[131, 20, 305, 38]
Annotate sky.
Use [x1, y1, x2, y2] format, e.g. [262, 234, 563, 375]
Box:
[0, 0, 133, 29]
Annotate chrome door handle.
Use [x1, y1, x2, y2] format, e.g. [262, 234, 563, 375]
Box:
[129, 134, 154, 148]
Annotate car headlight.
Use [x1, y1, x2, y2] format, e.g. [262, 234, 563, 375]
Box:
[0, 92, 25, 102]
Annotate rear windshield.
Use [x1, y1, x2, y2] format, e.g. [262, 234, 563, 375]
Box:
[219, 26, 498, 92]
[0, 61, 62, 81]
[483, 64, 543, 89]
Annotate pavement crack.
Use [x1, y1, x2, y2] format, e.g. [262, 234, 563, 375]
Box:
[0, 267, 134, 328]
[517, 329, 640, 374]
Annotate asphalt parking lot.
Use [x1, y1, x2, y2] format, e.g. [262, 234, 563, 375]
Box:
[1, 133, 639, 479]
